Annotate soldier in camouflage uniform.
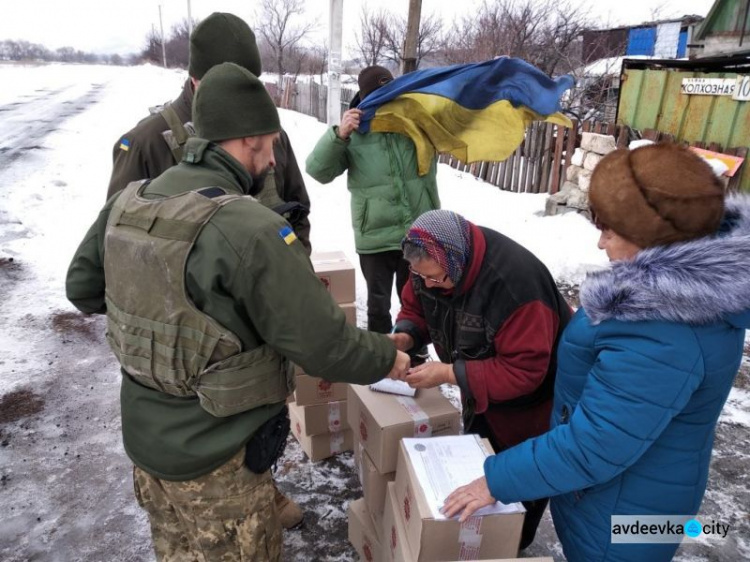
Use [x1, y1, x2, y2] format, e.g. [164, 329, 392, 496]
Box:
[107, 12, 312, 254]
[67, 63, 410, 560]
[104, 12, 311, 530]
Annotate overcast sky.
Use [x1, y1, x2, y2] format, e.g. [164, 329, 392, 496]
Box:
[1, 0, 717, 57]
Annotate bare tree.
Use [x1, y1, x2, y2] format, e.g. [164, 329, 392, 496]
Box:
[165, 19, 194, 70]
[354, 6, 390, 66]
[438, 0, 588, 75]
[381, 11, 443, 69]
[256, 0, 317, 90]
[141, 28, 164, 65]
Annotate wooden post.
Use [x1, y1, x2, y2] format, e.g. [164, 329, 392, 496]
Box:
[402, 0, 422, 74]
[550, 124, 566, 194]
[539, 124, 555, 194]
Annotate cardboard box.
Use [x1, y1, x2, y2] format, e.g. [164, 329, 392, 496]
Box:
[312, 251, 355, 304]
[289, 402, 353, 461]
[359, 446, 396, 531]
[341, 301, 357, 325]
[348, 498, 384, 562]
[288, 399, 348, 435]
[295, 374, 349, 406]
[394, 436, 526, 561]
[348, 385, 461, 474]
[383, 481, 412, 562]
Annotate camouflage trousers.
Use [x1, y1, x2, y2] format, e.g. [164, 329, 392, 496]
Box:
[133, 449, 282, 562]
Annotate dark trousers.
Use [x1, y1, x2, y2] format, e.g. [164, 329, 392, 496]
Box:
[359, 251, 410, 334]
[467, 414, 549, 551]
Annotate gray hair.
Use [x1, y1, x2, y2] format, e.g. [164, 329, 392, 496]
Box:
[403, 241, 430, 263]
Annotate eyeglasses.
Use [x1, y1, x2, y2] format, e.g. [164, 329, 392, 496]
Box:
[408, 264, 448, 284]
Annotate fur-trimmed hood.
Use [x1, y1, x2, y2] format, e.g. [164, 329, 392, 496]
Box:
[580, 194, 750, 326]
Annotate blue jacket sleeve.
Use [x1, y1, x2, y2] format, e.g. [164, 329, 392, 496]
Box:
[484, 321, 705, 503]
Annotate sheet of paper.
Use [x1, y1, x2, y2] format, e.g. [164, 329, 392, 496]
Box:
[403, 435, 525, 519]
[369, 378, 417, 397]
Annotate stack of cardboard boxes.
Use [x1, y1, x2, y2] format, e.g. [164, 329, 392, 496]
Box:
[384, 435, 529, 561]
[347, 384, 464, 561]
[289, 251, 357, 462]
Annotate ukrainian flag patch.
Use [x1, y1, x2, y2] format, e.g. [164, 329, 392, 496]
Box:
[279, 226, 297, 245]
[119, 138, 130, 152]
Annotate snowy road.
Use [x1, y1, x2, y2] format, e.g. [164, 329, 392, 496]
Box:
[0, 82, 105, 166]
[0, 63, 748, 562]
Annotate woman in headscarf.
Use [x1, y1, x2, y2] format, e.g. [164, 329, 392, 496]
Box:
[390, 208, 572, 550]
[442, 143, 750, 561]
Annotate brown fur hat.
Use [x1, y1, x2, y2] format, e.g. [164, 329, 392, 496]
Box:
[588, 143, 725, 248]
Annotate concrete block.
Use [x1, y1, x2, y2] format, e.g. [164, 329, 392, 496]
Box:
[578, 169, 593, 192]
[571, 148, 586, 168]
[583, 152, 604, 172]
[581, 132, 617, 155]
[567, 188, 590, 210]
[565, 165, 582, 182]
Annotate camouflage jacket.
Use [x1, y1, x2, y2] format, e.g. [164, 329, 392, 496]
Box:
[68, 138, 395, 480]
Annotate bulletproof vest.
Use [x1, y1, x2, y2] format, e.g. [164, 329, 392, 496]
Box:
[103, 180, 294, 417]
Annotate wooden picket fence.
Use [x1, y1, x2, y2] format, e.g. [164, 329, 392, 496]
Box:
[266, 77, 748, 194]
[438, 120, 630, 195]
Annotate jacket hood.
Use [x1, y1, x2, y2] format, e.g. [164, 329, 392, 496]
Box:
[580, 194, 750, 327]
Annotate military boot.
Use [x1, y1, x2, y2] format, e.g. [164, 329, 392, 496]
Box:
[274, 483, 304, 529]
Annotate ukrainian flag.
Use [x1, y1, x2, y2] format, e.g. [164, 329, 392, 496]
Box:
[357, 57, 574, 175]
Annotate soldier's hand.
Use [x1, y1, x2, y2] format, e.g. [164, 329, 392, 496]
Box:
[337, 109, 362, 140]
[387, 350, 411, 381]
[387, 332, 414, 352]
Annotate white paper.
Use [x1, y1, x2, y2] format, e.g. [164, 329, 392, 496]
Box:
[369, 378, 417, 397]
[403, 435, 525, 519]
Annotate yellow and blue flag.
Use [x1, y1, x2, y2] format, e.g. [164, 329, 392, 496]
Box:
[279, 225, 297, 245]
[357, 57, 575, 175]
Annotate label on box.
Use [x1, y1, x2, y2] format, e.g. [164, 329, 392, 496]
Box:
[328, 402, 343, 433]
[359, 411, 369, 442]
[396, 396, 432, 437]
[331, 431, 345, 454]
[458, 517, 483, 560]
[363, 536, 376, 562]
[357, 443, 365, 485]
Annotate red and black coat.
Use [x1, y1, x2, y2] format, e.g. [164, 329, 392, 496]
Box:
[395, 223, 572, 450]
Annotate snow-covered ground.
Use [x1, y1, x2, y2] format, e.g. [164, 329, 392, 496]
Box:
[0, 62, 748, 561]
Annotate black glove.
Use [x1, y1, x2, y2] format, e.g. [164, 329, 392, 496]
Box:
[272, 201, 309, 231]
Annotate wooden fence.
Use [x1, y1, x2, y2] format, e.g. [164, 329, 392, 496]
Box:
[267, 78, 748, 194]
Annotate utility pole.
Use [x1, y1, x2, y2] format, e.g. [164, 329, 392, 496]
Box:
[327, 0, 344, 126]
[401, 0, 422, 74]
[158, 4, 167, 69]
[187, 0, 193, 35]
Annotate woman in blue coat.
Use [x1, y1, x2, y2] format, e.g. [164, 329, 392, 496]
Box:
[442, 143, 750, 561]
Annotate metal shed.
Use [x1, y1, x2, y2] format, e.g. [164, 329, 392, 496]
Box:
[616, 54, 750, 190]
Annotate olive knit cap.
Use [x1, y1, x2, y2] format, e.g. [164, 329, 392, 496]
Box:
[193, 63, 280, 142]
[588, 143, 725, 248]
[189, 12, 262, 79]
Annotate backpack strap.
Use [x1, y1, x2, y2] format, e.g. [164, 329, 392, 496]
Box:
[159, 104, 191, 163]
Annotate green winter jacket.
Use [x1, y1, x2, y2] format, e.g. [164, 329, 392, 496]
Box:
[305, 127, 440, 254]
[67, 137, 395, 481]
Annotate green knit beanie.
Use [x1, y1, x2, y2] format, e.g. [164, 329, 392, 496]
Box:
[189, 12, 262, 79]
[194, 63, 280, 142]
